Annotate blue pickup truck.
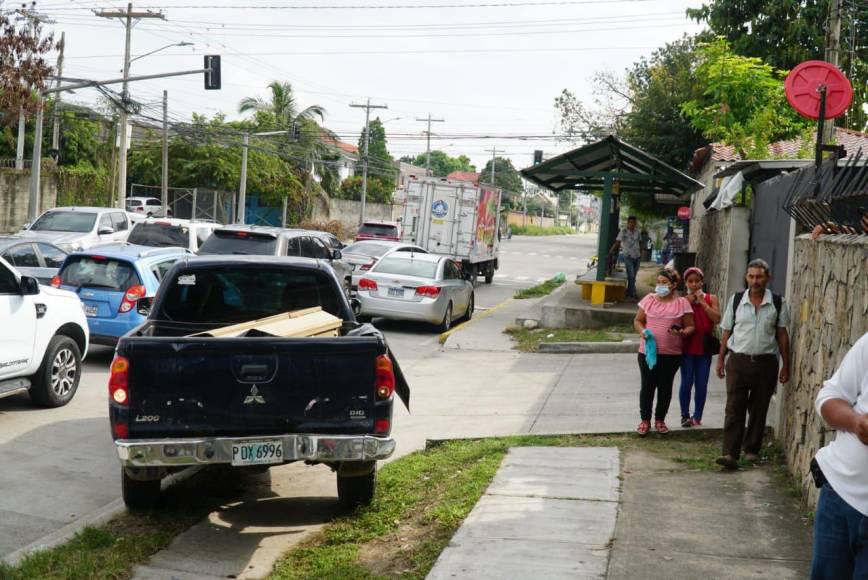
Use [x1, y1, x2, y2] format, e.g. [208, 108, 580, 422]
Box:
[108, 255, 409, 509]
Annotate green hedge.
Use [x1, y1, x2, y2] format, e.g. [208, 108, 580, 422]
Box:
[509, 224, 575, 236]
[55, 166, 113, 207]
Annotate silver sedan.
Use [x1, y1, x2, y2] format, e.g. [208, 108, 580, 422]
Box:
[356, 252, 474, 332]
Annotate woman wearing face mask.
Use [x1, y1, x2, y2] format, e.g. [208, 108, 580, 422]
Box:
[679, 267, 721, 428]
[633, 270, 695, 436]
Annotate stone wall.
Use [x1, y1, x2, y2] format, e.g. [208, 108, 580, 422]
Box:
[310, 198, 399, 232]
[693, 206, 750, 303]
[0, 168, 58, 233]
[504, 211, 556, 229]
[777, 234, 868, 509]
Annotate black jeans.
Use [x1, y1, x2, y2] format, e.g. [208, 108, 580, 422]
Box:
[638, 353, 681, 422]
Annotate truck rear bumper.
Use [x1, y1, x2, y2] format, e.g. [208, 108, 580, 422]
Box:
[115, 433, 396, 467]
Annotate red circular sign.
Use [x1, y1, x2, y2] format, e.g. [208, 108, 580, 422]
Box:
[785, 61, 853, 120]
[677, 206, 691, 221]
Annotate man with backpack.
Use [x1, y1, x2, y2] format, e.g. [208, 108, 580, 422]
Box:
[715, 259, 791, 470]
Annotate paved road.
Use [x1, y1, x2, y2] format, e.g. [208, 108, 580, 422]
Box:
[0, 233, 597, 571]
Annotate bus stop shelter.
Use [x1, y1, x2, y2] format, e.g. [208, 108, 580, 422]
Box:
[521, 136, 703, 289]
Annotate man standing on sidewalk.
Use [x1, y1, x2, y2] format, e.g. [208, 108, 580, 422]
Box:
[810, 332, 868, 579]
[715, 259, 790, 469]
[609, 216, 641, 300]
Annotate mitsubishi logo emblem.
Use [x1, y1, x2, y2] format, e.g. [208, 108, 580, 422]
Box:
[243, 385, 265, 405]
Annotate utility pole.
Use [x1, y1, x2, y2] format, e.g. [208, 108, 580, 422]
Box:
[415, 113, 444, 174]
[161, 90, 169, 216]
[238, 132, 249, 224]
[350, 98, 388, 225]
[486, 147, 504, 187]
[824, 0, 843, 142]
[96, 3, 165, 209]
[51, 32, 65, 153]
[28, 101, 44, 222]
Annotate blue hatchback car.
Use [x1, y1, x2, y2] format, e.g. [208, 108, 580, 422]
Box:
[52, 244, 189, 346]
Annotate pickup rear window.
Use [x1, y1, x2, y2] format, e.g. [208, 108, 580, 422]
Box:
[358, 224, 398, 237]
[60, 256, 141, 291]
[128, 223, 188, 248]
[161, 267, 343, 324]
[197, 231, 278, 255]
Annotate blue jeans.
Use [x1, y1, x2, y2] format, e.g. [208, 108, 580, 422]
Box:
[811, 484, 868, 579]
[679, 354, 712, 420]
[624, 256, 640, 298]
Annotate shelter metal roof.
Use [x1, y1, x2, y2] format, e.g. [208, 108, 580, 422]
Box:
[520, 135, 704, 204]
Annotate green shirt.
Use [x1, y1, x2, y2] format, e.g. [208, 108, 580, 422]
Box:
[721, 289, 789, 356]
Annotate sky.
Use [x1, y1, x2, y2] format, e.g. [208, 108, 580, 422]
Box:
[28, 0, 706, 173]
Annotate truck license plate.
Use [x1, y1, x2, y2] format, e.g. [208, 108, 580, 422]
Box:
[84, 305, 98, 317]
[388, 287, 404, 298]
[231, 439, 284, 466]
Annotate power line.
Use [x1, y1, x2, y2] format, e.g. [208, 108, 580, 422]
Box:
[39, 0, 661, 11]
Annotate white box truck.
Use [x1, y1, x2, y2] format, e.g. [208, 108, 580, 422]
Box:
[400, 178, 502, 284]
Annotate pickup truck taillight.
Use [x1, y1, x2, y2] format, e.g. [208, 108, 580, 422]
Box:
[375, 354, 395, 400]
[50, 275, 61, 288]
[415, 286, 441, 298]
[359, 278, 378, 291]
[109, 355, 130, 406]
[119, 285, 146, 313]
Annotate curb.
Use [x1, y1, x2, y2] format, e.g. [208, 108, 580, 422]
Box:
[424, 428, 726, 449]
[1, 466, 204, 567]
[538, 341, 639, 354]
[438, 297, 514, 345]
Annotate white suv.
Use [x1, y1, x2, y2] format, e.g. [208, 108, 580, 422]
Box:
[126, 197, 172, 218]
[0, 257, 89, 407]
[18, 206, 133, 252]
[127, 218, 220, 253]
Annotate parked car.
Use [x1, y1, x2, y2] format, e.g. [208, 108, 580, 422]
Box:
[198, 225, 354, 293]
[355, 221, 401, 242]
[108, 255, 409, 509]
[356, 252, 474, 332]
[18, 206, 134, 252]
[0, 256, 89, 407]
[126, 197, 172, 218]
[0, 236, 67, 285]
[341, 241, 428, 291]
[52, 244, 189, 346]
[127, 218, 220, 253]
[307, 230, 346, 251]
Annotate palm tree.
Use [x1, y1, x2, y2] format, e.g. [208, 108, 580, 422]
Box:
[239, 81, 341, 201]
[238, 81, 326, 128]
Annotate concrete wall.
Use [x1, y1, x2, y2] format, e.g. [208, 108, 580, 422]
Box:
[777, 235, 868, 509]
[693, 206, 750, 302]
[505, 211, 556, 228]
[0, 168, 57, 234]
[311, 197, 399, 231]
[688, 160, 730, 252]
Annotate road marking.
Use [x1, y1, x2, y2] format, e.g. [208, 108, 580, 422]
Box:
[515, 276, 529, 280]
[528, 252, 538, 255]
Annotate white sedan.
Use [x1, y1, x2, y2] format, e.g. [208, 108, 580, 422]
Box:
[341, 241, 427, 291]
[356, 252, 474, 332]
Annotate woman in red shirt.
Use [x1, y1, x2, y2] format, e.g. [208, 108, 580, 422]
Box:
[678, 267, 721, 427]
[634, 270, 695, 436]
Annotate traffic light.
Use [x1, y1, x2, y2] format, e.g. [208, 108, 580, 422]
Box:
[204, 55, 221, 90]
[533, 150, 543, 165]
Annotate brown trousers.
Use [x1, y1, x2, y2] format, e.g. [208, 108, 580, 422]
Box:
[722, 353, 779, 459]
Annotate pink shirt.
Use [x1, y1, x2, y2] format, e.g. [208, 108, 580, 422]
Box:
[638, 294, 693, 355]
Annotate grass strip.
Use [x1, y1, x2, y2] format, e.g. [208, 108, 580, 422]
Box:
[504, 326, 630, 352]
[508, 225, 575, 236]
[269, 431, 727, 580]
[514, 277, 565, 299]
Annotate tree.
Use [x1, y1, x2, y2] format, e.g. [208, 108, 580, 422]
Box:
[0, 12, 55, 123]
[239, 81, 325, 128]
[687, 0, 868, 131]
[409, 150, 475, 177]
[680, 39, 810, 158]
[358, 117, 395, 180]
[336, 175, 394, 204]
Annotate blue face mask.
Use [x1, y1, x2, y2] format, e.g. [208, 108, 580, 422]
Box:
[655, 285, 671, 297]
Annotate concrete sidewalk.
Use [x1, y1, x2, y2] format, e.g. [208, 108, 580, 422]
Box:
[429, 445, 812, 580]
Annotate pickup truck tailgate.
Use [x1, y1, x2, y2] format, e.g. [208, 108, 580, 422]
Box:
[123, 337, 385, 438]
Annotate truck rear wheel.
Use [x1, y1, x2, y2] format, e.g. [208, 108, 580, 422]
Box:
[29, 335, 81, 408]
[484, 262, 495, 284]
[122, 470, 162, 509]
[337, 470, 376, 508]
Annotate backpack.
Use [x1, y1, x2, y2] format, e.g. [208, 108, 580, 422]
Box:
[731, 291, 782, 328]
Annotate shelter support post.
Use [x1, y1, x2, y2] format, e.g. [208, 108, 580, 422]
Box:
[596, 175, 613, 281]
